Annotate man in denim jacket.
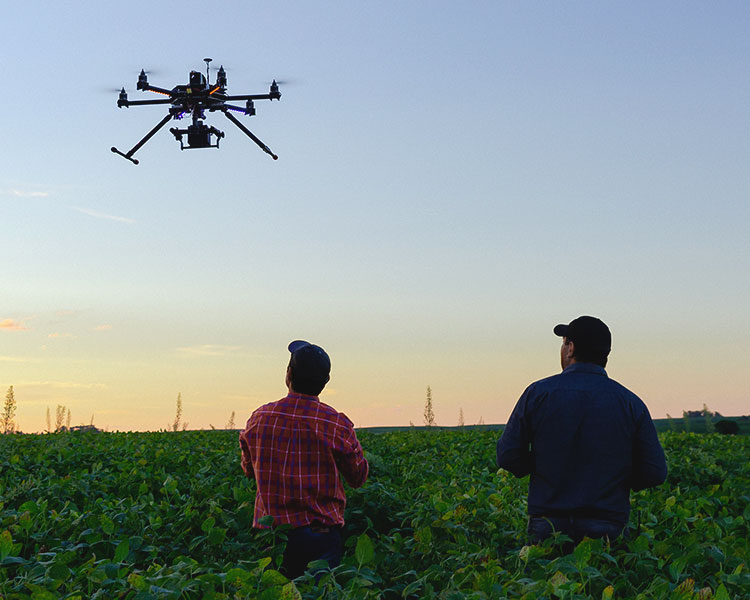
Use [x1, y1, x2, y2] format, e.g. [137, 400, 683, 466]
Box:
[497, 316, 667, 548]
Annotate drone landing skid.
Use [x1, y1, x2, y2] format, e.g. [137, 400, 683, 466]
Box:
[111, 113, 174, 165]
[110, 147, 139, 165]
[223, 110, 278, 160]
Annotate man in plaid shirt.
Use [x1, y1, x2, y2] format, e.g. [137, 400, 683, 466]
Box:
[239, 340, 369, 578]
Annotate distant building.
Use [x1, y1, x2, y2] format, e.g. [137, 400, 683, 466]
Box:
[68, 425, 102, 433]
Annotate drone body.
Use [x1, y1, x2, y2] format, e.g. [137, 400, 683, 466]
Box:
[111, 59, 281, 165]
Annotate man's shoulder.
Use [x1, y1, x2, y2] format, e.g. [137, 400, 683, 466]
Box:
[315, 400, 355, 428]
[602, 375, 647, 407]
[249, 396, 353, 427]
[251, 398, 288, 416]
[525, 372, 566, 393]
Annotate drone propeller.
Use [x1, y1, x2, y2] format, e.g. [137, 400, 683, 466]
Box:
[134, 68, 162, 76]
[265, 79, 296, 86]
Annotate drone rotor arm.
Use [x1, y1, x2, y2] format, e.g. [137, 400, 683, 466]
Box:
[222, 93, 278, 101]
[140, 84, 174, 96]
[223, 103, 252, 115]
[111, 112, 174, 164]
[222, 109, 278, 160]
[120, 98, 174, 107]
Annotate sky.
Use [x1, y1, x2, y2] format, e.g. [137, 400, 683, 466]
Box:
[2, 1, 750, 432]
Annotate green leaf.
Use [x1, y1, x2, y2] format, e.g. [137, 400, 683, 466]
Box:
[669, 557, 687, 582]
[355, 533, 375, 566]
[715, 584, 731, 600]
[258, 515, 274, 527]
[574, 539, 592, 569]
[261, 569, 289, 587]
[201, 516, 216, 533]
[47, 562, 71, 581]
[208, 527, 227, 545]
[414, 526, 432, 550]
[0, 530, 12, 561]
[225, 567, 252, 587]
[280, 582, 303, 599]
[128, 573, 148, 591]
[114, 539, 129, 563]
[602, 585, 614, 600]
[100, 514, 115, 535]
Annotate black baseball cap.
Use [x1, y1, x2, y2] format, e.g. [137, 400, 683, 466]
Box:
[553, 316, 611, 356]
[287, 340, 331, 380]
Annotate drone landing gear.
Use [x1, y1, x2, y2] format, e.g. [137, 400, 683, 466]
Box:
[223, 110, 278, 160]
[111, 113, 174, 165]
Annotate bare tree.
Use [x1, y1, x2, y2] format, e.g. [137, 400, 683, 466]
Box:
[226, 410, 236, 430]
[423, 386, 436, 427]
[66, 408, 71, 429]
[2, 386, 16, 434]
[172, 393, 182, 432]
[55, 405, 66, 432]
[458, 407, 465, 427]
[46, 406, 51, 433]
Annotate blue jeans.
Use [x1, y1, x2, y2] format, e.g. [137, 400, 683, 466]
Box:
[528, 516, 625, 550]
[282, 525, 343, 579]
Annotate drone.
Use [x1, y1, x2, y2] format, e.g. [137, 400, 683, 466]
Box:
[111, 58, 281, 165]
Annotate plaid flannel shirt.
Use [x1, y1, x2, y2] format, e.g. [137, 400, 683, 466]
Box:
[239, 392, 369, 528]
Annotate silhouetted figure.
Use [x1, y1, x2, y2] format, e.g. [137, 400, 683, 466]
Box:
[497, 316, 667, 550]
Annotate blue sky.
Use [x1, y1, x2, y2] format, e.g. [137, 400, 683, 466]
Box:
[2, 2, 749, 431]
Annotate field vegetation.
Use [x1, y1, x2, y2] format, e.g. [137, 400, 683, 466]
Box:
[1, 429, 749, 599]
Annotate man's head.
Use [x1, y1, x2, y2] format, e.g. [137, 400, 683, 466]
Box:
[553, 316, 611, 369]
[286, 340, 331, 396]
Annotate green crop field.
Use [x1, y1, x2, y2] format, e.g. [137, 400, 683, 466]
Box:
[1, 429, 749, 599]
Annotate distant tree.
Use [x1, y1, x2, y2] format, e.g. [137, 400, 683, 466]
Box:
[458, 408, 465, 427]
[226, 410, 236, 430]
[703, 404, 715, 433]
[172, 393, 182, 432]
[2, 386, 16, 434]
[477, 415, 485, 426]
[90, 414, 95, 426]
[55, 405, 66, 432]
[715, 420, 740, 435]
[682, 410, 691, 433]
[46, 406, 51, 433]
[66, 408, 71, 430]
[423, 386, 435, 427]
[666, 413, 678, 432]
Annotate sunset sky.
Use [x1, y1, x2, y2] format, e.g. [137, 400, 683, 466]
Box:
[2, 2, 749, 432]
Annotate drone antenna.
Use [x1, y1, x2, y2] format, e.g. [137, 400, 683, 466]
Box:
[204, 58, 212, 82]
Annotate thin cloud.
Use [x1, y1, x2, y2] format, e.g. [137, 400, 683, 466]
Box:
[48, 332, 75, 339]
[94, 324, 113, 331]
[0, 355, 34, 363]
[4, 189, 50, 198]
[0, 319, 28, 331]
[176, 344, 246, 358]
[72, 206, 135, 224]
[18, 380, 106, 390]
